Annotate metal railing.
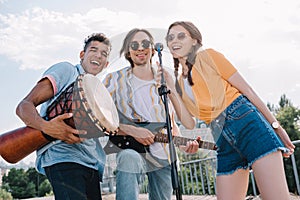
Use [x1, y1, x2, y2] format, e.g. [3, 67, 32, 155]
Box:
[290, 140, 300, 195]
[102, 140, 300, 196]
[179, 157, 216, 195]
[178, 140, 300, 196]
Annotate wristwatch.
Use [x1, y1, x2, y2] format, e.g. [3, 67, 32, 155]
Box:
[271, 121, 280, 129]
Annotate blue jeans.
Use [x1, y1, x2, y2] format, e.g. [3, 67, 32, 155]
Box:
[115, 149, 172, 200]
[45, 162, 102, 200]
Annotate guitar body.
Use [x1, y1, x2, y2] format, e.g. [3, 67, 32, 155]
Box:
[0, 127, 49, 163]
[104, 135, 149, 154]
[104, 110, 168, 154]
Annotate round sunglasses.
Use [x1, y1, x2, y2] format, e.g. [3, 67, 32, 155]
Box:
[130, 39, 151, 51]
[166, 32, 187, 42]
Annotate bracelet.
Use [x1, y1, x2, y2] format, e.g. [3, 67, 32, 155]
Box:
[42, 132, 57, 141]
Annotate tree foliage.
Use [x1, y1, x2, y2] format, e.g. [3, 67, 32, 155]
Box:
[268, 94, 300, 195]
[0, 188, 12, 200]
[39, 179, 53, 197]
[26, 167, 50, 196]
[2, 168, 35, 198]
[1, 167, 52, 199]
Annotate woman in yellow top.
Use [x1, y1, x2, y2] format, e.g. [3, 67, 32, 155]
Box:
[157, 21, 295, 200]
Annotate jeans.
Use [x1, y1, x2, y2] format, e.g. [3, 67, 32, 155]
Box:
[115, 149, 172, 200]
[45, 162, 102, 200]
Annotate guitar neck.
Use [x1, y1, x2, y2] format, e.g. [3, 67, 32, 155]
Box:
[180, 128, 211, 136]
[154, 133, 217, 151]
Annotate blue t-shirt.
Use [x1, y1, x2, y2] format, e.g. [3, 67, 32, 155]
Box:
[36, 62, 106, 180]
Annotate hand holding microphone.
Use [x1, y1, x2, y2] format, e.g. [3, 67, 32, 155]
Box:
[154, 43, 176, 94]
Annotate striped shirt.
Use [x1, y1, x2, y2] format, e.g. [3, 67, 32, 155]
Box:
[103, 66, 177, 160]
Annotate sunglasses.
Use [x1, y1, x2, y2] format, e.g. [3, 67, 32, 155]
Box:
[130, 39, 151, 51]
[166, 32, 188, 42]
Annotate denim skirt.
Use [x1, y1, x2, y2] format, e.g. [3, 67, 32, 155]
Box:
[210, 95, 288, 175]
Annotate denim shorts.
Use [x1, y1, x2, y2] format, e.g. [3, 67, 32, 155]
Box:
[210, 95, 288, 175]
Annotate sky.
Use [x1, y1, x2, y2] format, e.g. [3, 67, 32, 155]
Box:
[1, 0, 300, 165]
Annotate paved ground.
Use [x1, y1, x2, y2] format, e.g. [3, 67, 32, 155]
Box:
[102, 194, 300, 200]
[23, 193, 300, 200]
[103, 194, 216, 200]
[23, 195, 219, 200]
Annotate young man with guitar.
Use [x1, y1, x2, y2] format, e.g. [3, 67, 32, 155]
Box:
[102, 28, 201, 200]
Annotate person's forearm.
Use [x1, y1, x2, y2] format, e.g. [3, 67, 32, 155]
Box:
[168, 91, 195, 129]
[16, 99, 46, 130]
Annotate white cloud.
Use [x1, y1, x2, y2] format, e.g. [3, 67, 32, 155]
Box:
[0, 7, 153, 70]
[0, 7, 81, 69]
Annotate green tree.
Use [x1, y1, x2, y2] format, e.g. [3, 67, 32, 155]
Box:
[27, 167, 50, 197]
[268, 94, 300, 195]
[2, 167, 52, 198]
[38, 179, 53, 197]
[2, 168, 36, 199]
[0, 188, 13, 200]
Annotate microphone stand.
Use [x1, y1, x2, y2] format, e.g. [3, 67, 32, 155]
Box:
[157, 47, 182, 200]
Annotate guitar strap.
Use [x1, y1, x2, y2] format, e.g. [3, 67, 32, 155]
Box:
[144, 152, 167, 169]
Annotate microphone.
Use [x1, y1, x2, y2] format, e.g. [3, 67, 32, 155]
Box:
[154, 43, 164, 52]
[155, 43, 166, 86]
[155, 42, 163, 64]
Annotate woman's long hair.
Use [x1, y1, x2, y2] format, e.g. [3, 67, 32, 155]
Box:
[166, 21, 203, 86]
